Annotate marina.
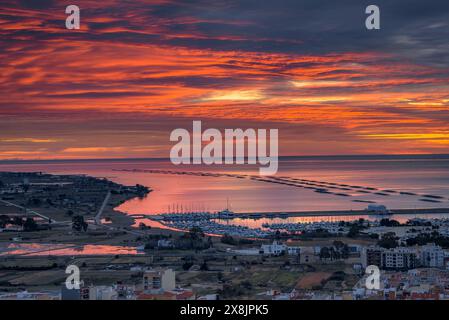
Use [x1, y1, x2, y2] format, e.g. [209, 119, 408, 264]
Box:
[142, 205, 449, 237]
[148, 210, 449, 239]
[162, 220, 271, 238]
[141, 207, 449, 222]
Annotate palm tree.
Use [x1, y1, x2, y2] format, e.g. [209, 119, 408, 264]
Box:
[319, 247, 330, 261]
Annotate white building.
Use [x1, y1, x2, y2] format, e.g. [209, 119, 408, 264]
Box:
[260, 241, 300, 256]
[287, 246, 300, 255]
[260, 241, 286, 256]
[143, 268, 176, 292]
[157, 239, 174, 248]
[362, 246, 417, 270]
[382, 248, 417, 270]
[198, 294, 219, 300]
[366, 204, 389, 214]
[419, 244, 445, 268]
[89, 286, 118, 300]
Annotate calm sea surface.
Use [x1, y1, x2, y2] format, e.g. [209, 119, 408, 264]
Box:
[1, 156, 449, 227]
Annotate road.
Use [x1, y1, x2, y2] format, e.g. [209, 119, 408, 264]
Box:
[94, 191, 111, 225]
[0, 198, 56, 223]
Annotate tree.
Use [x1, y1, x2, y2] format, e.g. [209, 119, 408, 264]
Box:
[332, 240, 350, 259]
[341, 244, 350, 259]
[329, 247, 338, 260]
[319, 247, 330, 260]
[241, 280, 252, 290]
[188, 226, 204, 240]
[377, 232, 398, 249]
[13, 216, 23, 226]
[0, 215, 9, 228]
[380, 219, 400, 227]
[221, 234, 236, 245]
[23, 218, 38, 232]
[405, 233, 449, 249]
[274, 230, 282, 240]
[182, 262, 194, 271]
[29, 198, 42, 207]
[200, 261, 209, 271]
[333, 240, 345, 249]
[72, 215, 88, 232]
[347, 224, 360, 238]
[135, 184, 149, 198]
[207, 236, 213, 247]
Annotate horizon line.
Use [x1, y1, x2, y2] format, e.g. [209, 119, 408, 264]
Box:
[1, 153, 449, 163]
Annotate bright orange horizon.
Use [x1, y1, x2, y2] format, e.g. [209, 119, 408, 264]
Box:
[1, 1, 449, 160]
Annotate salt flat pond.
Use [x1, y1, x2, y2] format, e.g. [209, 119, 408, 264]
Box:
[0, 243, 142, 256]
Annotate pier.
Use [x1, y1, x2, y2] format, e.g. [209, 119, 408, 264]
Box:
[114, 169, 449, 204]
[236, 207, 449, 218]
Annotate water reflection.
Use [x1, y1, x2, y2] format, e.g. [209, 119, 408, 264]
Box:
[0, 158, 448, 229]
[0, 243, 142, 256]
[135, 213, 449, 232]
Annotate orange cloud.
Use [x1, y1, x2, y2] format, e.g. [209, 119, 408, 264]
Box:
[1, 1, 449, 159]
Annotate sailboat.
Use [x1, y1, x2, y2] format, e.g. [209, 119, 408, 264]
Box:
[217, 198, 235, 219]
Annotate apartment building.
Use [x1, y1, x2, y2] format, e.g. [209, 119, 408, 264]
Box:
[362, 247, 382, 268]
[143, 268, 176, 292]
[362, 246, 417, 270]
[382, 248, 417, 270]
[419, 244, 445, 268]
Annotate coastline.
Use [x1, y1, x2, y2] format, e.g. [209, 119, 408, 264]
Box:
[0, 171, 157, 247]
[3, 170, 448, 234]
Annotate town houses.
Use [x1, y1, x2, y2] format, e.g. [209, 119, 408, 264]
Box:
[259, 241, 300, 256]
[362, 244, 448, 271]
[353, 268, 449, 300]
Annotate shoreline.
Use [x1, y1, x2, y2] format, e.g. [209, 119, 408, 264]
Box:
[2, 170, 449, 238]
[0, 171, 155, 246]
[141, 207, 449, 221]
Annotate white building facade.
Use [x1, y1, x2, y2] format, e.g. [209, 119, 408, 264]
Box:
[419, 244, 445, 268]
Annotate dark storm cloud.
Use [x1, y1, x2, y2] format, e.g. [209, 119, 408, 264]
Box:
[19, 0, 55, 9]
[3, 0, 449, 66]
[149, 0, 443, 67]
[142, 0, 449, 67]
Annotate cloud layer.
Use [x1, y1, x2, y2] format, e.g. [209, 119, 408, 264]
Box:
[1, 0, 449, 159]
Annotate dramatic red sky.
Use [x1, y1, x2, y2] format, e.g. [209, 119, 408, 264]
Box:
[1, 0, 449, 159]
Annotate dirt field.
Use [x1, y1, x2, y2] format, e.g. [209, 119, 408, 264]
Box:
[296, 272, 331, 289]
